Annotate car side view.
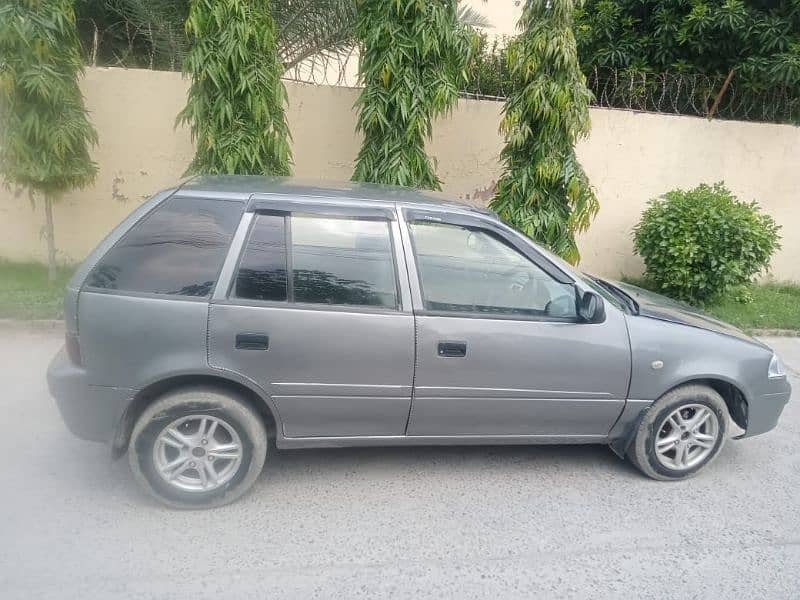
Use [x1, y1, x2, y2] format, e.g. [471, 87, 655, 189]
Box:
[48, 176, 791, 508]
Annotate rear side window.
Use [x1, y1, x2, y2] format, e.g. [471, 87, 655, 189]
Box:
[234, 213, 397, 309]
[292, 215, 397, 307]
[86, 196, 243, 297]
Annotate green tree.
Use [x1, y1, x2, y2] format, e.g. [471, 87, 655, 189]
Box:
[490, 0, 598, 264]
[574, 1, 800, 91]
[0, 0, 98, 281]
[352, 0, 472, 190]
[177, 0, 291, 176]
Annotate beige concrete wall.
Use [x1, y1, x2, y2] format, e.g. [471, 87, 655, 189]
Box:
[462, 0, 523, 38]
[1, 67, 798, 281]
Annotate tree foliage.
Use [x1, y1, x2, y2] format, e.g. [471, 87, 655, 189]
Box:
[490, 0, 598, 264]
[633, 183, 781, 304]
[0, 0, 98, 280]
[74, 1, 485, 72]
[0, 0, 98, 192]
[177, 0, 291, 176]
[575, 0, 800, 90]
[73, 0, 357, 71]
[464, 33, 514, 97]
[352, 0, 472, 190]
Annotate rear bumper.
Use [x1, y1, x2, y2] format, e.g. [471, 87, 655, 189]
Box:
[47, 347, 134, 443]
[742, 378, 792, 438]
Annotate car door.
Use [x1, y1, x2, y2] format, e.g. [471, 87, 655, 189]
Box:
[208, 199, 415, 438]
[401, 209, 631, 438]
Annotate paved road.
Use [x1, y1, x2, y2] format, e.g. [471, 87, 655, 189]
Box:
[0, 329, 798, 599]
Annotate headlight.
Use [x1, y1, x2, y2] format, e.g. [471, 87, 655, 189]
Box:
[768, 353, 786, 379]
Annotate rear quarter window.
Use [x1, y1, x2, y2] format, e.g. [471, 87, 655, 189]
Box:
[85, 196, 243, 297]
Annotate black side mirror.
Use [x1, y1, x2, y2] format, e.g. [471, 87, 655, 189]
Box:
[577, 291, 605, 323]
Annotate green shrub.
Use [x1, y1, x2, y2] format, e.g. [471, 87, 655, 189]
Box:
[633, 183, 781, 304]
[463, 34, 514, 98]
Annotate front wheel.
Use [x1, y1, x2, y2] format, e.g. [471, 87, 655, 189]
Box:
[128, 387, 267, 509]
[629, 384, 728, 481]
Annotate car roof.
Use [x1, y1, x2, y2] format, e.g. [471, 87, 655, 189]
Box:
[175, 175, 492, 215]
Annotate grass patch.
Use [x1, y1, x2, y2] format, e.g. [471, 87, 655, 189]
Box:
[704, 283, 800, 331]
[623, 276, 800, 332]
[0, 260, 74, 320]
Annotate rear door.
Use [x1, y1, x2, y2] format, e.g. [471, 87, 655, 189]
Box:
[208, 200, 415, 438]
[401, 210, 631, 438]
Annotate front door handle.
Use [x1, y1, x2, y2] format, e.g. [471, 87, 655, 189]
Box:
[438, 341, 467, 357]
[235, 333, 269, 351]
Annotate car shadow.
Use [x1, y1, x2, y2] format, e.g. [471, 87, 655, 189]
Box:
[260, 443, 644, 482]
[40, 435, 645, 511]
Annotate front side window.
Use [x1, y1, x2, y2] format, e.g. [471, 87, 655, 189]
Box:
[86, 197, 243, 297]
[234, 213, 398, 309]
[409, 221, 577, 318]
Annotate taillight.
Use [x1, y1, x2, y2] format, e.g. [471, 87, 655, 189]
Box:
[65, 331, 82, 366]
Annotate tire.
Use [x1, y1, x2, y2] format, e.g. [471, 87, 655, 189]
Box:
[629, 384, 728, 481]
[129, 387, 267, 509]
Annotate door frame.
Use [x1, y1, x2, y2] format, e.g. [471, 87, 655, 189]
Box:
[213, 195, 414, 313]
[396, 205, 630, 439]
[207, 195, 419, 440]
[397, 206, 580, 318]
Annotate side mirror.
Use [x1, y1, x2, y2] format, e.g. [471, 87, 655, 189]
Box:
[577, 291, 605, 323]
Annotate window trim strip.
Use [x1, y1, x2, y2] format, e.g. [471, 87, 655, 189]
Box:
[284, 214, 295, 302]
[214, 211, 255, 301]
[248, 198, 395, 221]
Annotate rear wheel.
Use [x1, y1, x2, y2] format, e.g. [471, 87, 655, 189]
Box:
[129, 387, 267, 508]
[629, 384, 728, 481]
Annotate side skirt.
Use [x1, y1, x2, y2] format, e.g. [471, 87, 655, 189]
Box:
[277, 433, 608, 450]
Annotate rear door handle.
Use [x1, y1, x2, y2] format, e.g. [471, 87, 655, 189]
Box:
[438, 341, 467, 357]
[235, 333, 269, 351]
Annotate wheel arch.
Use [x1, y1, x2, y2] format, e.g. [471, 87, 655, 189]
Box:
[666, 377, 748, 432]
[112, 372, 281, 459]
[610, 376, 748, 458]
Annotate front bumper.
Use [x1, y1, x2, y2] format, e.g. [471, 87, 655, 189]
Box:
[742, 378, 792, 438]
[47, 346, 135, 443]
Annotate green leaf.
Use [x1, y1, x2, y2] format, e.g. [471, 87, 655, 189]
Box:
[177, 0, 292, 177]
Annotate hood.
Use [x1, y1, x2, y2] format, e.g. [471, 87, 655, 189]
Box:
[610, 280, 767, 348]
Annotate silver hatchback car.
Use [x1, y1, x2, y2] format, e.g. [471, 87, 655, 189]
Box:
[48, 176, 791, 508]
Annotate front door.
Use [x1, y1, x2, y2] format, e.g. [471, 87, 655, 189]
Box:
[209, 205, 415, 438]
[402, 215, 631, 438]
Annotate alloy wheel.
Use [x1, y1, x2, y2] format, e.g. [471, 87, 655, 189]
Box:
[153, 415, 243, 492]
[654, 404, 720, 471]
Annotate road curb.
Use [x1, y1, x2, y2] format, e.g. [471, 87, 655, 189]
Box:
[749, 328, 800, 337]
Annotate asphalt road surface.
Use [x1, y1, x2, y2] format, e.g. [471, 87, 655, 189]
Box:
[1, 328, 798, 599]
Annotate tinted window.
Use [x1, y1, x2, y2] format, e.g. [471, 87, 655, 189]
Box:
[291, 216, 397, 308]
[409, 222, 577, 318]
[86, 197, 243, 297]
[234, 214, 288, 301]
